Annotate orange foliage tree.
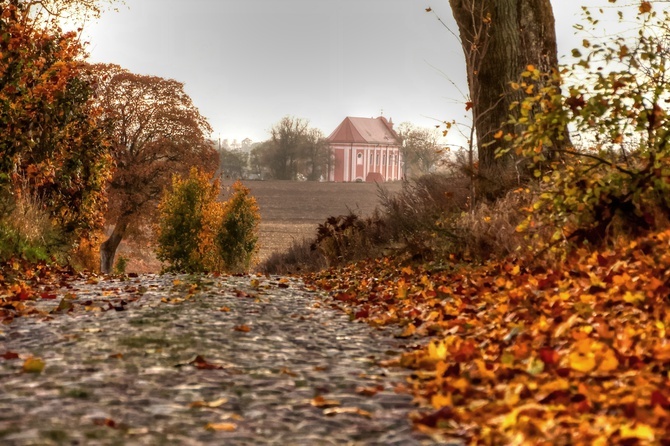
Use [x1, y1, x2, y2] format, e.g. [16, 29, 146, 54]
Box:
[0, 0, 114, 258]
[90, 63, 218, 273]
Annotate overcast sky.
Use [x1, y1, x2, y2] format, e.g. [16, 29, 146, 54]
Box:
[80, 0, 639, 145]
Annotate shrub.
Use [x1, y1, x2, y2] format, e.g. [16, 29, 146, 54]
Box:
[311, 212, 387, 266]
[507, 5, 670, 249]
[114, 255, 129, 275]
[258, 238, 326, 275]
[155, 173, 260, 274]
[215, 181, 260, 273]
[155, 168, 223, 273]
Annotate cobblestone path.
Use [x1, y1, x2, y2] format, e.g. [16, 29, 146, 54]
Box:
[0, 274, 438, 445]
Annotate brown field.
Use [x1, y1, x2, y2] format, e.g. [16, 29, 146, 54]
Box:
[119, 180, 403, 273]
[222, 180, 403, 264]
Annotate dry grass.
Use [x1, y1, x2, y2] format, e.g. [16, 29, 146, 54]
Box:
[454, 189, 530, 260]
[118, 180, 402, 274]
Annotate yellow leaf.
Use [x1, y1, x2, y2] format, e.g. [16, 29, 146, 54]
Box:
[23, 357, 45, 373]
[569, 350, 595, 373]
[431, 392, 453, 409]
[494, 130, 504, 139]
[205, 422, 237, 432]
[428, 340, 447, 361]
[620, 423, 654, 441]
[623, 291, 645, 304]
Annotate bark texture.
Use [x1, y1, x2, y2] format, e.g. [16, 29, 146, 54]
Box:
[100, 216, 129, 274]
[449, 0, 562, 171]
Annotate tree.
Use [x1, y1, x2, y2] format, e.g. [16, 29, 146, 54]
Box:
[91, 63, 218, 273]
[301, 128, 329, 181]
[0, 0, 113, 258]
[255, 117, 329, 180]
[448, 0, 565, 175]
[264, 116, 309, 180]
[397, 123, 445, 177]
[218, 148, 248, 179]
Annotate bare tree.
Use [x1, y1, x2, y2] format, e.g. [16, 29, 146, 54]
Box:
[263, 116, 309, 180]
[397, 123, 445, 177]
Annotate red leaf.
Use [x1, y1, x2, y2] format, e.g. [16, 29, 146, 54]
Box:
[189, 355, 224, 370]
[1, 351, 20, 360]
[651, 390, 670, 409]
[538, 347, 560, 366]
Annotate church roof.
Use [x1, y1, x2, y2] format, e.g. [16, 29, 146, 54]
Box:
[327, 116, 400, 145]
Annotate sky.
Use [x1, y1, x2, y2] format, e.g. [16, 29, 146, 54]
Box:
[79, 0, 641, 146]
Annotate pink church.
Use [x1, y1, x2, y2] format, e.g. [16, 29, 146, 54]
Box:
[327, 116, 404, 182]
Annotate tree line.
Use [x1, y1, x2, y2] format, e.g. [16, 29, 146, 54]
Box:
[219, 116, 446, 181]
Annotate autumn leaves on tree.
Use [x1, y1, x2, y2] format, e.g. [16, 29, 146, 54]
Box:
[0, 0, 258, 273]
[90, 63, 218, 273]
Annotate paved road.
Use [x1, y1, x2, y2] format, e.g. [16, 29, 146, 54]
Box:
[0, 274, 438, 445]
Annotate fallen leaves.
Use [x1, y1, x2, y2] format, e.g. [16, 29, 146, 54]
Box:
[323, 407, 372, 418]
[306, 228, 670, 444]
[189, 397, 228, 408]
[233, 324, 251, 332]
[185, 355, 225, 370]
[22, 357, 45, 373]
[204, 422, 237, 432]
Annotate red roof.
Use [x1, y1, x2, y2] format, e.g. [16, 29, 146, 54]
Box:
[328, 116, 400, 145]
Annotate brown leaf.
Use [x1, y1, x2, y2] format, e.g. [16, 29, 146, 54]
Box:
[188, 355, 224, 370]
[323, 407, 373, 418]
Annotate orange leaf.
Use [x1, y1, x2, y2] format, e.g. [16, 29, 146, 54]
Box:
[205, 422, 236, 432]
[234, 324, 251, 332]
[311, 396, 340, 408]
[23, 357, 45, 373]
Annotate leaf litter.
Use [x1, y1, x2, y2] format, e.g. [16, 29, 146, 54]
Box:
[306, 228, 670, 444]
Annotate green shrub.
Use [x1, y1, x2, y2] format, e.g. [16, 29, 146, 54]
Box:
[155, 168, 223, 273]
[215, 181, 260, 273]
[155, 172, 260, 273]
[114, 255, 129, 275]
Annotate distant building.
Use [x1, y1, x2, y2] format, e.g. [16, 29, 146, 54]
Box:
[327, 116, 403, 182]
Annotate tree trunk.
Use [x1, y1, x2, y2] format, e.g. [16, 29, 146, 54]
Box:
[449, 0, 565, 181]
[100, 216, 130, 274]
